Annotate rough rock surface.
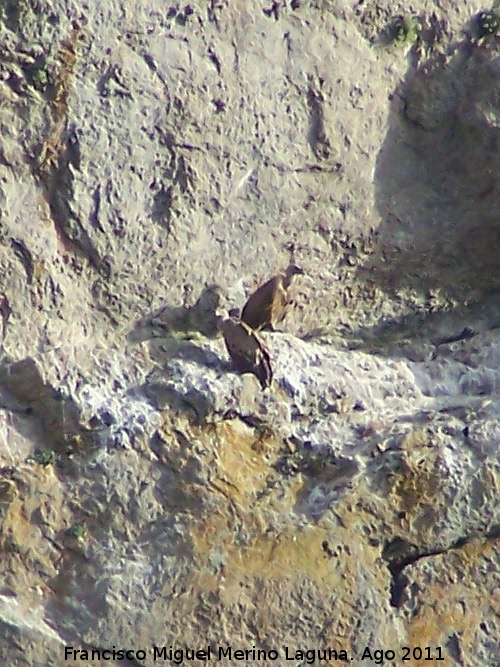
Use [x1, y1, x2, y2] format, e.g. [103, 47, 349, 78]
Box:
[0, 1, 499, 666]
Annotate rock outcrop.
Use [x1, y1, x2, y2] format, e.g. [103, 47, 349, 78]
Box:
[0, 1, 499, 666]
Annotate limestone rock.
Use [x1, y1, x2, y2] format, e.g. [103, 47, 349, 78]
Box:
[0, 1, 499, 666]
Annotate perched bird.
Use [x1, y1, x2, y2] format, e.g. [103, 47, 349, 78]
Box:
[241, 264, 304, 332]
[222, 318, 273, 390]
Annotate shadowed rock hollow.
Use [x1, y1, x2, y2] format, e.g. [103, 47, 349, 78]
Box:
[373, 41, 500, 299]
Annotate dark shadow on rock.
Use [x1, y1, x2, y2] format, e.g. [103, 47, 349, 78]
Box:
[348, 291, 500, 360]
[151, 183, 174, 231]
[148, 429, 207, 517]
[0, 357, 101, 477]
[147, 336, 227, 369]
[356, 25, 500, 353]
[274, 444, 361, 521]
[140, 382, 216, 425]
[130, 288, 235, 425]
[128, 284, 223, 343]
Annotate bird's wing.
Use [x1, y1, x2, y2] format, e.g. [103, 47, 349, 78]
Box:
[255, 344, 273, 388]
[223, 320, 258, 372]
[223, 320, 273, 388]
[270, 281, 289, 325]
[247, 329, 273, 389]
[241, 277, 279, 330]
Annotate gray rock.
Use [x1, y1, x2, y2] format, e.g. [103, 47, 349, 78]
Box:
[0, 1, 499, 665]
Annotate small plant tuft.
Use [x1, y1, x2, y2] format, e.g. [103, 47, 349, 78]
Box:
[473, 10, 500, 41]
[388, 15, 423, 46]
[66, 524, 86, 540]
[29, 448, 57, 466]
[29, 66, 49, 92]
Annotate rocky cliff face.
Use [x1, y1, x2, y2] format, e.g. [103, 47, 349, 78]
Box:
[0, 1, 499, 665]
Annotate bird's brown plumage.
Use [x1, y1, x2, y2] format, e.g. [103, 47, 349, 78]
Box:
[241, 265, 304, 332]
[222, 318, 273, 389]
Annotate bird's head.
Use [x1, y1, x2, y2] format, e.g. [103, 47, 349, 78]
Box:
[284, 264, 305, 286]
[287, 264, 304, 277]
